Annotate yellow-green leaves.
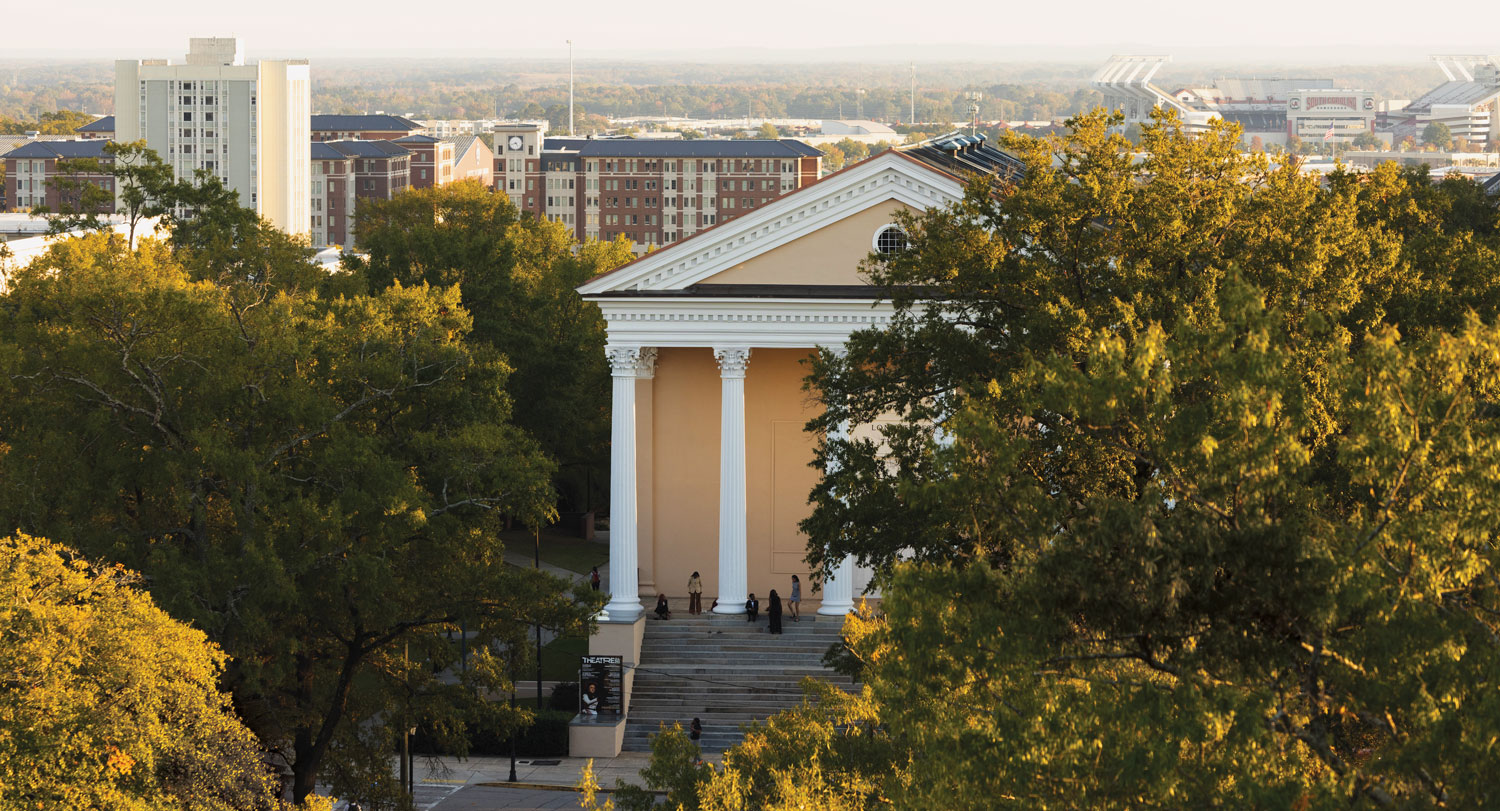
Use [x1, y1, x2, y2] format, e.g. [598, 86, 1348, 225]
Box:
[0, 534, 293, 811]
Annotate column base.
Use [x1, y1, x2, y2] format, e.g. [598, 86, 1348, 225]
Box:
[602, 599, 643, 620]
[713, 600, 747, 615]
[817, 601, 854, 616]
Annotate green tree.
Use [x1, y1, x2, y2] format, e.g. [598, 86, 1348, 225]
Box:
[349, 180, 634, 511]
[757, 122, 780, 139]
[1352, 131, 1383, 150]
[0, 533, 319, 810]
[0, 233, 600, 804]
[39, 140, 176, 246]
[1421, 121, 1452, 149]
[644, 109, 1500, 807]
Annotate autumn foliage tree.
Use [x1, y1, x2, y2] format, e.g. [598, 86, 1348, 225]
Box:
[0, 533, 318, 811]
[350, 180, 634, 512]
[0, 232, 600, 805]
[636, 110, 1500, 808]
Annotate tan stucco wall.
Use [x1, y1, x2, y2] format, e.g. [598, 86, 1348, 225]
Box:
[646, 347, 823, 604]
[697, 198, 912, 286]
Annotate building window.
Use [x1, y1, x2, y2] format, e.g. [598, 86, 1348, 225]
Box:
[874, 225, 908, 255]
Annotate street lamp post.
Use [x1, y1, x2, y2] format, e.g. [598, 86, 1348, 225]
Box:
[535, 526, 543, 710]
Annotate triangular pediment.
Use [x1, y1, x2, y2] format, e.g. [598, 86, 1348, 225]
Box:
[695, 198, 913, 287]
[578, 150, 963, 296]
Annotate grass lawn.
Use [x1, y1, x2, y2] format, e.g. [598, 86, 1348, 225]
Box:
[537, 635, 590, 682]
[500, 529, 608, 576]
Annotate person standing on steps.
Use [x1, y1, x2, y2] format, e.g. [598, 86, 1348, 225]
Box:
[745, 593, 759, 622]
[767, 589, 783, 634]
[655, 593, 672, 620]
[687, 571, 703, 614]
[788, 575, 801, 622]
[590, 566, 601, 591]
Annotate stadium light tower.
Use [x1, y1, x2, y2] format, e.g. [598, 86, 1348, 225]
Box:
[568, 40, 575, 136]
[910, 63, 916, 124]
[966, 91, 982, 134]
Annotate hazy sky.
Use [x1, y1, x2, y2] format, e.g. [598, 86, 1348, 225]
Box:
[9, 0, 1498, 59]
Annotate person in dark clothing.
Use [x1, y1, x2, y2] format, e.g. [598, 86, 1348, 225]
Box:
[655, 593, 672, 620]
[745, 593, 759, 621]
[590, 567, 601, 591]
[690, 717, 703, 742]
[767, 589, 783, 634]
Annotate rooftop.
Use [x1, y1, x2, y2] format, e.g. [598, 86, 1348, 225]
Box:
[541, 138, 821, 159]
[325, 139, 411, 159]
[75, 115, 115, 133]
[898, 131, 1025, 184]
[1, 140, 110, 160]
[310, 114, 424, 133]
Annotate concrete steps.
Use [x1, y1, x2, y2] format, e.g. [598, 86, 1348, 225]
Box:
[623, 612, 854, 753]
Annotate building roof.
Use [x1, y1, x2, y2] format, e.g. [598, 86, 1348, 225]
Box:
[1483, 171, 1500, 196]
[325, 139, 411, 158]
[310, 114, 423, 133]
[540, 137, 822, 159]
[1405, 80, 1500, 114]
[75, 115, 115, 133]
[898, 132, 1025, 184]
[1, 139, 110, 160]
[445, 134, 484, 161]
[311, 142, 346, 160]
[393, 134, 443, 144]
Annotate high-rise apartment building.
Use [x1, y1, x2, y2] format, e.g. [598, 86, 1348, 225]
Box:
[493, 123, 821, 251]
[114, 38, 310, 236]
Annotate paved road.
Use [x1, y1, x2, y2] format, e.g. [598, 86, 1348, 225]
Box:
[432, 784, 583, 810]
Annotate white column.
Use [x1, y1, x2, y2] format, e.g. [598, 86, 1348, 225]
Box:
[603, 346, 655, 620]
[712, 346, 751, 614]
[818, 416, 857, 616]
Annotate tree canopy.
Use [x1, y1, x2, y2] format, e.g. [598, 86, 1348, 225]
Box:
[630, 109, 1500, 808]
[0, 533, 316, 811]
[0, 230, 600, 804]
[349, 180, 634, 511]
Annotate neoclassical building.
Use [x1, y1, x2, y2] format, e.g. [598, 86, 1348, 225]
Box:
[571, 134, 1020, 755]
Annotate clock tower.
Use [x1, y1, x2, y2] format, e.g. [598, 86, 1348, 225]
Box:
[493, 122, 546, 211]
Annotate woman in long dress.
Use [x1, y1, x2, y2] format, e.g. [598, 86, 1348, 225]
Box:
[767, 589, 783, 634]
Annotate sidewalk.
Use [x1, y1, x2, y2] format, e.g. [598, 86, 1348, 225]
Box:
[408, 751, 719, 790]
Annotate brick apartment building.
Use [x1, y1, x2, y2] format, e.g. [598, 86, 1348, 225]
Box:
[493, 123, 821, 251]
[1, 140, 114, 212]
[307, 139, 411, 247]
[394, 134, 454, 189]
[311, 114, 424, 142]
[310, 142, 356, 247]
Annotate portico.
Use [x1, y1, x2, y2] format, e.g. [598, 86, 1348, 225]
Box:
[571, 136, 1018, 758]
[579, 147, 975, 622]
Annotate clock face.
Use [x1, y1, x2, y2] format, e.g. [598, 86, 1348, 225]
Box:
[508, 136, 524, 151]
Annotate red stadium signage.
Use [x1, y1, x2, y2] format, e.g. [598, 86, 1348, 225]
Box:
[1306, 96, 1356, 110]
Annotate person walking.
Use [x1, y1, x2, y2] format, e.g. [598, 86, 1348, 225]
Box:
[767, 589, 783, 634]
[745, 593, 759, 622]
[590, 566, 601, 591]
[788, 574, 801, 622]
[687, 571, 703, 614]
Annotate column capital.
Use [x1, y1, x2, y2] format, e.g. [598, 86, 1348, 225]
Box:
[712, 346, 752, 379]
[607, 346, 657, 379]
